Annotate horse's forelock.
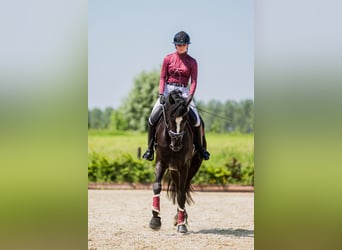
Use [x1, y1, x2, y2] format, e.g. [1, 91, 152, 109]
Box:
[171, 102, 187, 117]
[167, 92, 187, 118]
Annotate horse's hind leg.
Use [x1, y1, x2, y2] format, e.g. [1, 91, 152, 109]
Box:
[149, 161, 166, 230]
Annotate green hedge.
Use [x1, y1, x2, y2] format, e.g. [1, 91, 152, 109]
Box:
[88, 151, 254, 185]
[88, 152, 155, 183]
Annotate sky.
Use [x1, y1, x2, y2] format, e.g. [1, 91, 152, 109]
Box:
[89, 0, 254, 109]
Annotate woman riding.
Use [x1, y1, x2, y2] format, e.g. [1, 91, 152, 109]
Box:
[142, 31, 210, 161]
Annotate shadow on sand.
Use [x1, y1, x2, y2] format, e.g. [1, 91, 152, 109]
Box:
[190, 228, 254, 237]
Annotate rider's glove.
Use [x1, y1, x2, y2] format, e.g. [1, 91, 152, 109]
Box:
[159, 94, 166, 105]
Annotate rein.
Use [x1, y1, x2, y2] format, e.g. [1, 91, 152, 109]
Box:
[162, 104, 169, 130]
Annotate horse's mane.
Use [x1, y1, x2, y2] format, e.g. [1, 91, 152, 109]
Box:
[167, 90, 187, 117]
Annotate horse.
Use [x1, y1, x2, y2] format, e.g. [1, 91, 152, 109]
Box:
[149, 89, 204, 233]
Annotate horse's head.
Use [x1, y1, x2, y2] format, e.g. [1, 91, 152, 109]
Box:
[164, 90, 189, 152]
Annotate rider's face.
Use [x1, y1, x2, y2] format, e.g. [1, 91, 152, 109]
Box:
[175, 44, 188, 54]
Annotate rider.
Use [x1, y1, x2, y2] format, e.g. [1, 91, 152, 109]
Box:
[142, 31, 210, 161]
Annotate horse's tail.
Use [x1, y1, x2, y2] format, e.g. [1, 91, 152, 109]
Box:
[165, 169, 194, 205]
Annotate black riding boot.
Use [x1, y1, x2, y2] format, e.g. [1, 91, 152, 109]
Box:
[142, 123, 156, 161]
[194, 126, 210, 160]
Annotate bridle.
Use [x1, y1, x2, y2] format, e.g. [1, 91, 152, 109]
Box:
[162, 103, 187, 151]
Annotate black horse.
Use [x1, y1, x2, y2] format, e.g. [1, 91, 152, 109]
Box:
[149, 90, 204, 233]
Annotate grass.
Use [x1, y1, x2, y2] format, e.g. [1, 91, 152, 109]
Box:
[88, 130, 254, 169]
[206, 132, 254, 168]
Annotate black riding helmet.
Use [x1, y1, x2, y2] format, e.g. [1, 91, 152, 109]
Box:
[173, 31, 191, 45]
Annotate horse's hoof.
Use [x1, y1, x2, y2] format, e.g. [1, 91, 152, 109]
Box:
[177, 224, 188, 233]
[149, 216, 161, 230]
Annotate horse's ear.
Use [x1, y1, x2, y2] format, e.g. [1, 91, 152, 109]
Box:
[168, 93, 175, 104]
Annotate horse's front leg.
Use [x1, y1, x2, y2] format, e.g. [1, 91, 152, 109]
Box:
[176, 165, 189, 233]
[149, 161, 166, 230]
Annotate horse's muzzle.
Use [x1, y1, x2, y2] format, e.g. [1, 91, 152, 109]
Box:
[169, 143, 183, 152]
[168, 130, 185, 152]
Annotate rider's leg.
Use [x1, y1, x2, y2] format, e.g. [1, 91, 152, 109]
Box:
[193, 125, 210, 160]
[142, 102, 163, 161]
[142, 122, 156, 161]
[189, 103, 210, 160]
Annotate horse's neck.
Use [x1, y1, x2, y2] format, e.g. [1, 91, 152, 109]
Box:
[155, 117, 167, 140]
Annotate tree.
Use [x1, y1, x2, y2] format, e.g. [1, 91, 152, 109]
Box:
[196, 99, 253, 133]
[88, 67, 254, 133]
[223, 100, 238, 132]
[120, 69, 160, 132]
[205, 100, 223, 132]
[110, 109, 128, 131]
[241, 99, 254, 133]
[89, 108, 103, 129]
[102, 107, 114, 129]
[88, 109, 91, 129]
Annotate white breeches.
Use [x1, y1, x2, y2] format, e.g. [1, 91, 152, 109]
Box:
[150, 84, 200, 127]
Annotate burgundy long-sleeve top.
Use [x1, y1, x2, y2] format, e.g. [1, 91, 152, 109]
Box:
[159, 52, 198, 95]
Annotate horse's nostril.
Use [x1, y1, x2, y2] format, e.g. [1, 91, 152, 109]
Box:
[169, 144, 182, 152]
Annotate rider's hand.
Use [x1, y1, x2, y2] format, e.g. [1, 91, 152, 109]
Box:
[159, 94, 166, 104]
[186, 94, 193, 106]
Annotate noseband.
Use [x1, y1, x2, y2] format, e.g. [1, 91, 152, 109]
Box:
[168, 129, 185, 140]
